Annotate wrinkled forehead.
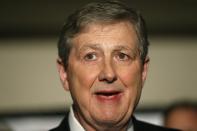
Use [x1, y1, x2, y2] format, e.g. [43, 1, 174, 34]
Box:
[70, 22, 138, 52]
[78, 20, 137, 36]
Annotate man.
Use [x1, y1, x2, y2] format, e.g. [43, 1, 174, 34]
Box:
[50, 1, 179, 131]
[164, 102, 197, 131]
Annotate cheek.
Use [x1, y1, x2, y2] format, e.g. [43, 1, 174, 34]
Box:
[118, 66, 142, 87]
[68, 62, 100, 94]
[68, 63, 101, 114]
[118, 64, 143, 103]
[76, 65, 100, 88]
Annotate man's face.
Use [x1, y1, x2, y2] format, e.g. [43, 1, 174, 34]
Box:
[58, 21, 149, 129]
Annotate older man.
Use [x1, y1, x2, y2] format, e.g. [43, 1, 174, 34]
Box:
[50, 1, 179, 131]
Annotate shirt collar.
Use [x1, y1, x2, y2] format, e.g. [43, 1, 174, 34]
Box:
[68, 107, 85, 131]
[68, 106, 134, 131]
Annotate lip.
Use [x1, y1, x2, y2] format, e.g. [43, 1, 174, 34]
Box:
[94, 90, 123, 102]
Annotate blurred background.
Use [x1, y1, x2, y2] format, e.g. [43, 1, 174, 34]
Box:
[0, 0, 197, 130]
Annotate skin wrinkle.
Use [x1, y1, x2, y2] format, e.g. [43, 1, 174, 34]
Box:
[58, 21, 149, 131]
[76, 21, 142, 60]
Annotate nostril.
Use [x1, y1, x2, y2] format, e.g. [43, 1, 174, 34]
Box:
[99, 76, 117, 83]
[107, 77, 117, 83]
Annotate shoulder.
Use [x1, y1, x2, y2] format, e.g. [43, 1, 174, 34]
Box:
[133, 117, 180, 131]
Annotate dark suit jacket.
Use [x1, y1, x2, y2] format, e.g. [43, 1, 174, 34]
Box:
[50, 112, 180, 131]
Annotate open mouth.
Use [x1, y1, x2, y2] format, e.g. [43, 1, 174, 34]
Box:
[95, 91, 121, 96]
[94, 90, 122, 101]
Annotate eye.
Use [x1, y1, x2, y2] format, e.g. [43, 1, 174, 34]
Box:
[116, 52, 130, 61]
[84, 53, 97, 61]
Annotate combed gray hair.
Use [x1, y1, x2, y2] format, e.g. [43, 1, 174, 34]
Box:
[58, 0, 149, 68]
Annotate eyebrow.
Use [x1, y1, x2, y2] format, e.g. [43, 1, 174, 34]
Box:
[79, 44, 102, 51]
[78, 43, 135, 52]
[113, 45, 134, 51]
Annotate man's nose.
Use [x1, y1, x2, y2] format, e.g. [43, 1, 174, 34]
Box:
[98, 60, 117, 83]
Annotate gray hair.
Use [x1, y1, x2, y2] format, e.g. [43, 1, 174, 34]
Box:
[58, 0, 149, 68]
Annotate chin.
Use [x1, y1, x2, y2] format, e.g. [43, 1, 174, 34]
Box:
[91, 107, 130, 125]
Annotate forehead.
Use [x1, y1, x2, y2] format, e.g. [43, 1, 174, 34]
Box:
[72, 21, 138, 50]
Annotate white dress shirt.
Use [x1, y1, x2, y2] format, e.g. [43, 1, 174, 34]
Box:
[68, 107, 134, 131]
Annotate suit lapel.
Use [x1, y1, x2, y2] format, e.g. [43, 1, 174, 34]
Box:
[49, 112, 70, 131]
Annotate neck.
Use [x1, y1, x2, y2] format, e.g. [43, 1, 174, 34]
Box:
[73, 108, 129, 131]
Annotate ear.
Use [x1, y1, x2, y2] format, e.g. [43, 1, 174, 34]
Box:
[142, 57, 149, 86]
[56, 58, 69, 91]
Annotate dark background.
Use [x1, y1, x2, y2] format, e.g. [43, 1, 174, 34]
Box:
[1, 0, 197, 38]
